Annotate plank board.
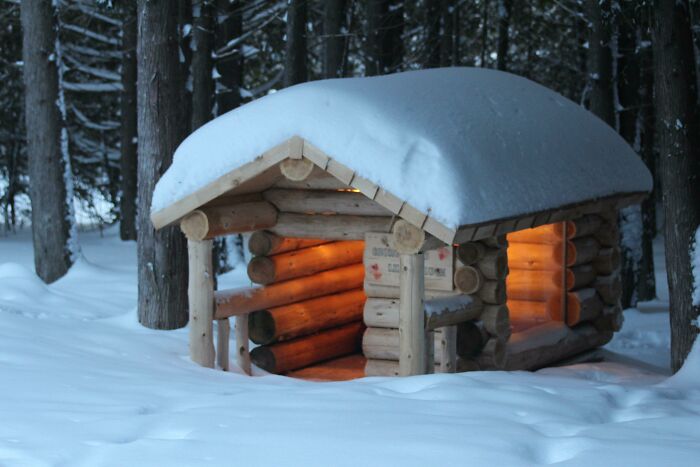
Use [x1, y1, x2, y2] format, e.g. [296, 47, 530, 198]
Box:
[363, 232, 454, 291]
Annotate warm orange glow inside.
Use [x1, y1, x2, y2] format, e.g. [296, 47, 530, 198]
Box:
[506, 222, 569, 331]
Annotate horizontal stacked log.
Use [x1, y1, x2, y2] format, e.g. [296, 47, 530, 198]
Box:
[218, 232, 368, 375]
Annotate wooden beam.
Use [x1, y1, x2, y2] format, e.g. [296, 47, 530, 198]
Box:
[187, 239, 215, 368]
[234, 315, 251, 375]
[180, 201, 278, 240]
[436, 326, 457, 373]
[271, 213, 394, 240]
[398, 253, 426, 376]
[263, 188, 391, 217]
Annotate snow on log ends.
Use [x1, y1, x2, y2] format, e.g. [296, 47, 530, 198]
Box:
[152, 68, 652, 228]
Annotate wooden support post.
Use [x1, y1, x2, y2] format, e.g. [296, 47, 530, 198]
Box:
[437, 326, 457, 373]
[398, 252, 426, 376]
[426, 330, 435, 374]
[217, 319, 230, 371]
[235, 315, 251, 375]
[186, 239, 215, 368]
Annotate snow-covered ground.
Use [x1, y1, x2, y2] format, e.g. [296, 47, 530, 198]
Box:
[1, 228, 699, 466]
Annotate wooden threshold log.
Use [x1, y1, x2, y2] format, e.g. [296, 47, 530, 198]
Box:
[248, 289, 366, 345]
[271, 213, 394, 240]
[505, 322, 611, 371]
[247, 240, 364, 285]
[250, 321, 364, 374]
[215, 263, 364, 318]
[248, 231, 328, 256]
[180, 201, 278, 241]
[362, 296, 483, 329]
[453, 265, 484, 294]
[507, 241, 575, 270]
[263, 188, 391, 216]
[187, 239, 215, 368]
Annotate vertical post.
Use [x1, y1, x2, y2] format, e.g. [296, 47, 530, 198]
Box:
[437, 326, 457, 373]
[425, 329, 435, 374]
[186, 238, 215, 368]
[216, 318, 230, 371]
[398, 252, 426, 376]
[235, 315, 251, 375]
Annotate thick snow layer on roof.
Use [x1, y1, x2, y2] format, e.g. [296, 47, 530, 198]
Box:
[153, 68, 652, 228]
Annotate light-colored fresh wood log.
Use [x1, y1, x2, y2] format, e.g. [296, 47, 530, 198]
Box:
[477, 280, 507, 305]
[571, 236, 600, 265]
[279, 158, 314, 181]
[569, 264, 597, 289]
[215, 263, 364, 318]
[263, 188, 391, 216]
[234, 315, 251, 375]
[187, 239, 215, 368]
[592, 247, 621, 275]
[248, 231, 328, 256]
[480, 305, 510, 339]
[507, 241, 575, 270]
[456, 242, 487, 265]
[594, 274, 622, 305]
[271, 213, 393, 240]
[436, 326, 457, 373]
[361, 327, 445, 363]
[399, 253, 426, 375]
[456, 321, 488, 357]
[180, 201, 278, 241]
[391, 220, 426, 254]
[364, 359, 442, 377]
[505, 322, 611, 371]
[248, 289, 365, 345]
[247, 240, 364, 284]
[424, 295, 484, 330]
[362, 297, 400, 328]
[507, 222, 572, 244]
[250, 321, 364, 374]
[362, 282, 459, 299]
[476, 248, 508, 280]
[217, 319, 230, 371]
[476, 338, 507, 369]
[453, 265, 484, 294]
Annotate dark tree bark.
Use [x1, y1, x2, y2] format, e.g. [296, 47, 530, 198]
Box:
[365, 0, 384, 76]
[653, 0, 700, 372]
[496, 0, 512, 71]
[136, 0, 189, 329]
[636, 9, 657, 302]
[215, 0, 243, 113]
[425, 0, 441, 68]
[480, 0, 489, 67]
[323, 0, 347, 78]
[365, 0, 404, 75]
[20, 0, 73, 283]
[192, 0, 215, 130]
[119, 3, 138, 241]
[284, 0, 308, 87]
[179, 0, 193, 135]
[585, 0, 615, 126]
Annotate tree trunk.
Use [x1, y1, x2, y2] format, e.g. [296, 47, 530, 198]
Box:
[366, 0, 404, 75]
[585, 0, 615, 126]
[119, 3, 138, 241]
[136, 0, 189, 329]
[191, 0, 214, 130]
[323, 0, 347, 79]
[425, 0, 441, 68]
[496, 0, 512, 71]
[653, 0, 700, 372]
[284, 0, 308, 87]
[20, 0, 73, 283]
[215, 0, 243, 114]
[178, 0, 193, 135]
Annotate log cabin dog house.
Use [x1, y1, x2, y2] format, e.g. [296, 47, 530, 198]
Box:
[151, 68, 652, 380]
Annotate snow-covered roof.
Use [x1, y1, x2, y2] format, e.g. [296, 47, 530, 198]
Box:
[152, 67, 651, 237]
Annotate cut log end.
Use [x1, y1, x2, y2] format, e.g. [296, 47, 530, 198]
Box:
[457, 242, 486, 265]
[248, 310, 276, 345]
[391, 220, 426, 254]
[453, 265, 484, 294]
[250, 346, 276, 373]
[280, 158, 315, 181]
[248, 231, 274, 256]
[247, 256, 276, 285]
[180, 210, 209, 241]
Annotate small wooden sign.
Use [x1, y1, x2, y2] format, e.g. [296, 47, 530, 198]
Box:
[364, 232, 454, 291]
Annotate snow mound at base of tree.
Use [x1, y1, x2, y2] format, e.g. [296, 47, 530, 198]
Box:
[152, 68, 652, 229]
[1, 228, 700, 466]
[666, 339, 700, 388]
